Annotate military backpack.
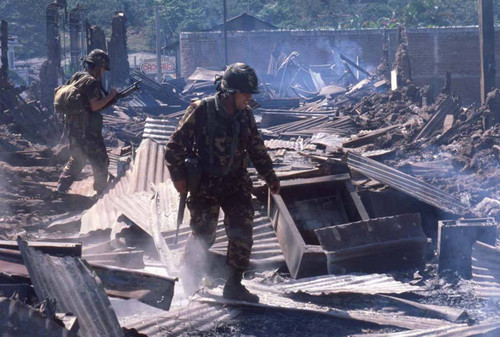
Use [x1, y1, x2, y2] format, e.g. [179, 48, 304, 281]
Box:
[54, 74, 93, 129]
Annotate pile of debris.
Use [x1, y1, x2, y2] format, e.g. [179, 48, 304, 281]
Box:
[1, 26, 500, 337]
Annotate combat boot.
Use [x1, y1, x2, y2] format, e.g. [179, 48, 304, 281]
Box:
[222, 268, 259, 303]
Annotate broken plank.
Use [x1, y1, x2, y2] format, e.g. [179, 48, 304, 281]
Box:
[343, 125, 400, 148]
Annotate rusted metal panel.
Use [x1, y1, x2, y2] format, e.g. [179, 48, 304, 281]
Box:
[0, 297, 78, 337]
[18, 239, 124, 337]
[351, 320, 500, 336]
[315, 213, 427, 274]
[472, 241, 500, 300]
[438, 218, 496, 278]
[121, 301, 239, 336]
[268, 174, 368, 278]
[347, 152, 467, 214]
[278, 273, 423, 295]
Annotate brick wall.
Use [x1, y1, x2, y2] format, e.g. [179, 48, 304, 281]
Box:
[180, 27, 499, 104]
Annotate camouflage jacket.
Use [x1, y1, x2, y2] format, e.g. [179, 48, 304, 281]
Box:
[165, 94, 278, 185]
[67, 71, 105, 135]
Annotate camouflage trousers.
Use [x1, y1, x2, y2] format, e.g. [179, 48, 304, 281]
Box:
[57, 132, 109, 193]
[185, 172, 254, 272]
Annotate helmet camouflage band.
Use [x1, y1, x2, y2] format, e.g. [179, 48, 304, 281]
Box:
[221, 63, 260, 94]
[85, 49, 111, 71]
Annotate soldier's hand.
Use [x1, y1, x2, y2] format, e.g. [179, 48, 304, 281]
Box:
[173, 179, 187, 194]
[269, 180, 280, 195]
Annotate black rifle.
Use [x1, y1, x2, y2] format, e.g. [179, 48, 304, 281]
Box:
[102, 80, 142, 110]
[175, 193, 187, 244]
[174, 157, 202, 244]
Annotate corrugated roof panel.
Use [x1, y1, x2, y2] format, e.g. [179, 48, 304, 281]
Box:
[81, 139, 171, 234]
[278, 273, 423, 295]
[264, 139, 299, 150]
[164, 200, 285, 268]
[472, 241, 500, 300]
[347, 152, 467, 214]
[80, 169, 133, 234]
[199, 285, 451, 331]
[18, 239, 124, 337]
[129, 139, 169, 193]
[121, 302, 239, 336]
[350, 320, 500, 337]
[0, 297, 77, 337]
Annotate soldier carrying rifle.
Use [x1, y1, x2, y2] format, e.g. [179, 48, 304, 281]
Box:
[55, 49, 139, 196]
[165, 63, 280, 303]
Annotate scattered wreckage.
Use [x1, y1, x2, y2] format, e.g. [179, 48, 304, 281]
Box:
[1, 24, 500, 337]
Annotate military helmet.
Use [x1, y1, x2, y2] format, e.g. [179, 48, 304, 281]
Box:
[220, 63, 260, 94]
[85, 49, 110, 71]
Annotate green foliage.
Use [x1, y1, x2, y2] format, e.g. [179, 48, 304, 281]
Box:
[0, 0, 487, 59]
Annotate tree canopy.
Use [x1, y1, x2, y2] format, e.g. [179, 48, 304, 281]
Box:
[0, 0, 490, 59]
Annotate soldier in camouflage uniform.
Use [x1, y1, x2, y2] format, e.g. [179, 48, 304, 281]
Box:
[56, 49, 118, 195]
[165, 63, 280, 302]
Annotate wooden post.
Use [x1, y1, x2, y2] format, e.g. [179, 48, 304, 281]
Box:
[223, 0, 228, 66]
[155, 6, 162, 83]
[1, 20, 8, 83]
[478, 0, 496, 103]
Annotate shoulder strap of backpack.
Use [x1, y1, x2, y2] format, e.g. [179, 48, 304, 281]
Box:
[205, 97, 216, 167]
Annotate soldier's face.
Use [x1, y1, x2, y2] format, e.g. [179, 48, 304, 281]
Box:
[234, 92, 252, 110]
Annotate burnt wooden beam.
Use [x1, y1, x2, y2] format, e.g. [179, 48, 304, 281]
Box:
[339, 53, 371, 77]
[478, 0, 496, 103]
[0, 20, 8, 85]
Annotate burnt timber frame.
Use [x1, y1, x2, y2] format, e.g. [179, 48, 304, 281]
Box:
[267, 174, 369, 278]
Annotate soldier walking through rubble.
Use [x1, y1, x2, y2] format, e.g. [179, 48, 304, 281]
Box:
[55, 49, 118, 195]
[165, 63, 280, 303]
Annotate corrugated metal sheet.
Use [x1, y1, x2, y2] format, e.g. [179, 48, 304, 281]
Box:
[264, 139, 300, 150]
[142, 116, 177, 143]
[266, 115, 358, 137]
[121, 301, 239, 336]
[18, 239, 124, 337]
[128, 139, 169, 193]
[472, 241, 500, 300]
[164, 200, 286, 269]
[351, 320, 500, 336]
[0, 297, 77, 337]
[347, 152, 467, 214]
[81, 139, 171, 234]
[80, 168, 134, 234]
[199, 284, 451, 331]
[277, 273, 423, 295]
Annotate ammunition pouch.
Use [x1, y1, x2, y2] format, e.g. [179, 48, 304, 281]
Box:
[186, 157, 202, 195]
